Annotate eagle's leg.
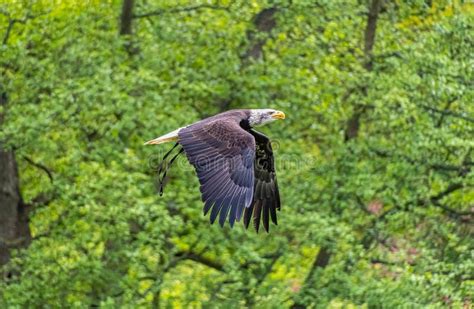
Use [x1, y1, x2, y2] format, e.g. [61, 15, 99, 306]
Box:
[157, 143, 184, 196]
[157, 143, 179, 175]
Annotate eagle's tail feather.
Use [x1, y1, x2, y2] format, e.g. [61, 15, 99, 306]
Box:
[144, 128, 182, 145]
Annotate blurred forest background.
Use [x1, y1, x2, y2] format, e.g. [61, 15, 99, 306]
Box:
[1, 0, 473, 307]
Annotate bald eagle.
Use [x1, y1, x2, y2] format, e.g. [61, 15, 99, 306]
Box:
[145, 109, 285, 232]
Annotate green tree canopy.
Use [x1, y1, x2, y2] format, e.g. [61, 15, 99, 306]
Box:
[0, 0, 472, 307]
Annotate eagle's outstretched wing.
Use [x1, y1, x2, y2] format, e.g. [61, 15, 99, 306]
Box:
[244, 129, 280, 233]
[179, 119, 255, 227]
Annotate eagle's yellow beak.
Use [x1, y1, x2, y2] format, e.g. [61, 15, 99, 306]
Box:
[272, 111, 286, 120]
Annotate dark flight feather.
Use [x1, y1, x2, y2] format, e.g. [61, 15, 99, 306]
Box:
[244, 129, 281, 233]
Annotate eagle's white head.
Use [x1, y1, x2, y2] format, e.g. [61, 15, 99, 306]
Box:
[248, 109, 286, 127]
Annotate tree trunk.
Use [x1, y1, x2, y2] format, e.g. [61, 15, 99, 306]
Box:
[344, 0, 382, 141]
[242, 7, 278, 62]
[363, 0, 383, 71]
[119, 0, 134, 36]
[219, 7, 278, 112]
[119, 0, 136, 55]
[0, 93, 31, 267]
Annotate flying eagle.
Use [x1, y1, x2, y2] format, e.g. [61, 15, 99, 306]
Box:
[145, 109, 285, 232]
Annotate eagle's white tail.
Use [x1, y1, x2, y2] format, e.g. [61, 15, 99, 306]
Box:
[144, 128, 182, 145]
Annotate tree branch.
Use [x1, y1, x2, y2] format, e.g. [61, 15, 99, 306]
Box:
[291, 247, 331, 308]
[23, 156, 54, 183]
[419, 103, 474, 124]
[370, 258, 398, 266]
[369, 147, 472, 175]
[428, 148, 472, 217]
[436, 97, 457, 127]
[255, 250, 282, 286]
[133, 2, 234, 19]
[301, 247, 331, 290]
[2, 19, 15, 46]
[26, 192, 55, 210]
[1, 10, 50, 46]
[175, 250, 225, 272]
[430, 182, 464, 203]
[430, 200, 473, 219]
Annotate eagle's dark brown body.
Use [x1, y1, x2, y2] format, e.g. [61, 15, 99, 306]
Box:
[146, 109, 284, 232]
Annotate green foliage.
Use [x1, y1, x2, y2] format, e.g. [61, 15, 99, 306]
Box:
[1, 0, 472, 307]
